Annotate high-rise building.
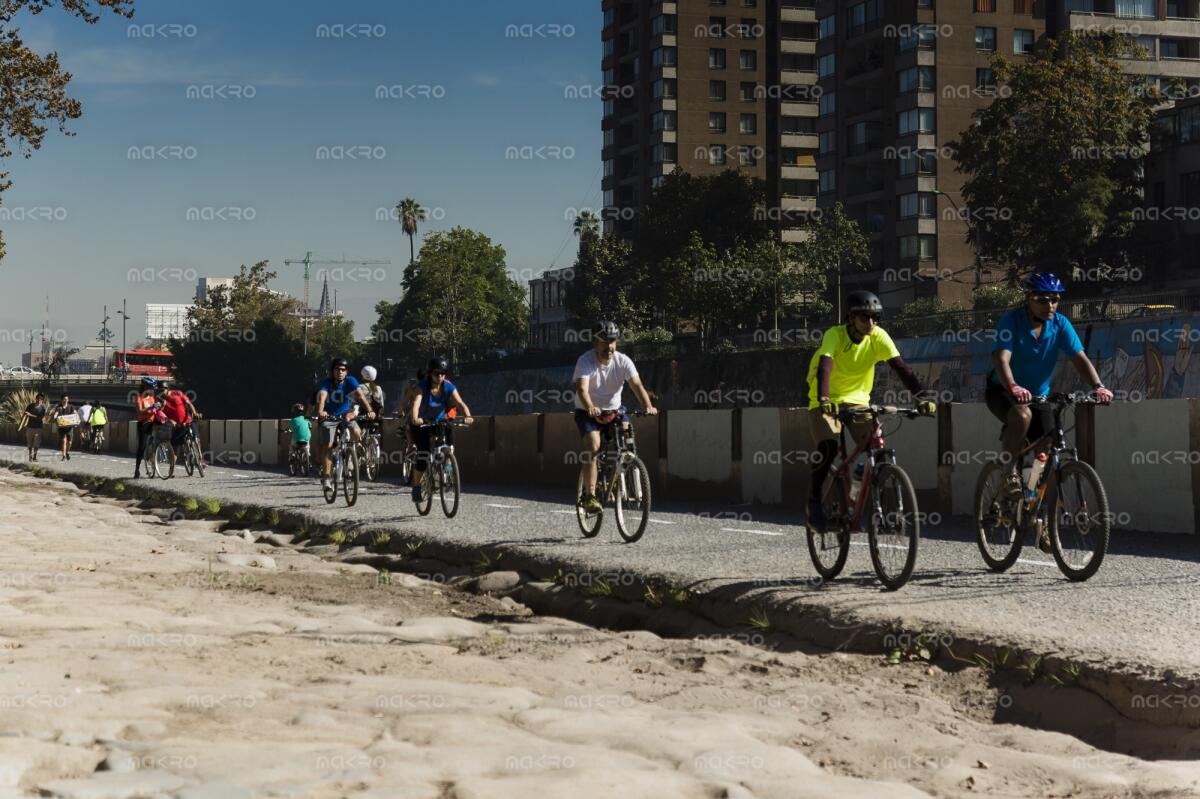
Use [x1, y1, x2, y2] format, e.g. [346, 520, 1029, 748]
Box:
[601, 0, 819, 243]
[529, 268, 573, 349]
[195, 277, 235, 304]
[145, 303, 192, 342]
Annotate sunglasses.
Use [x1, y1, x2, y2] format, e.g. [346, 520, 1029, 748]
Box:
[853, 313, 880, 322]
[431, 371, 446, 377]
[1032, 294, 1061, 305]
[333, 366, 348, 372]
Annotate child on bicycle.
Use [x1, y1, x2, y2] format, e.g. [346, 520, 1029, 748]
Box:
[289, 402, 312, 469]
[805, 291, 936, 533]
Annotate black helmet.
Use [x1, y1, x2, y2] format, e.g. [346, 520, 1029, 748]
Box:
[427, 356, 449, 373]
[846, 290, 883, 316]
[592, 320, 621, 341]
[330, 357, 348, 371]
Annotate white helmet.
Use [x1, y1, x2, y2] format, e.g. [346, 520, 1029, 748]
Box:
[360, 365, 377, 382]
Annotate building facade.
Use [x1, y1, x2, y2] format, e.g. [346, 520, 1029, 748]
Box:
[195, 277, 235, 304]
[1143, 95, 1200, 288]
[529, 268, 573, 349]
[145, 304, 192, 343]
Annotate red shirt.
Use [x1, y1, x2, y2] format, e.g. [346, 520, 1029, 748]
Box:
[163, 390, 190, 424]
[136, 394, 157, 423]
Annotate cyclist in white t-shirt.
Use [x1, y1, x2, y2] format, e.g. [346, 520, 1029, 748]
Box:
[572, 320, 657, 513]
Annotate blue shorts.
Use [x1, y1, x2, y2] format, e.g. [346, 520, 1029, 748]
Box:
[574, 406, 628, 436]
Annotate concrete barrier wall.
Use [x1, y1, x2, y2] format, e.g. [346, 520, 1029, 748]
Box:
[0, 408, 1197, 533]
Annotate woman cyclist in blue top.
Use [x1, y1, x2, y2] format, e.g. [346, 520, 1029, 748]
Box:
[988, 272, 1113, 500]
[408, 355, 474, 504]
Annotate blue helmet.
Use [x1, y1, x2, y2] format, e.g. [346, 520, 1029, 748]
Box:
[1022, 272, 1066, 294]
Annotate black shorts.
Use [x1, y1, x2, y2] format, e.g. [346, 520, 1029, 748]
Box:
[573, 407, 628, 437]
[985, 380, 1054, 443]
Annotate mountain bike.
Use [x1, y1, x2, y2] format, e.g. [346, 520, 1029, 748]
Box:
[178, 423, 205, 478]
[810, 405, 929, 591]
[575, 410, 652, 544]
[320, 416, 360, 507]
[359, 423, 383, 482]
[413, 418, 471, 518]
[89, 426, 106, 452]
[288, 438, 312, 477]
[974, 392, 1110, 582]
[146, 424, 173, 481]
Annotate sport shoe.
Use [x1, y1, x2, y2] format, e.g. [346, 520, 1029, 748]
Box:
[321, 477, 332, 493]
[807, 499, 827, 533]
[412, 485, 424, 504]
[580, 494, 602, 514]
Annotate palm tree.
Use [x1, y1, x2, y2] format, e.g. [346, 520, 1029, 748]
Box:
[573, 209, 600, 242]
[395, 198, 427, 265]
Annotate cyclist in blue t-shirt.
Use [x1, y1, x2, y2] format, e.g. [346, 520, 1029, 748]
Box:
[316, 357, 375, 493]
[987, 273, 1113, 498]
[407, 355, 474, 504]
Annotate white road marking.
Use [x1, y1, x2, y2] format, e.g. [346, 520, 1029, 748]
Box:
[552, 509, 576, 515]
[485, 503, 521, 509]
[722, 527, 784, 537]
[850, 541, 910, 551]
[1016, 558, 1057, 567]
[648, 519, 676, 525]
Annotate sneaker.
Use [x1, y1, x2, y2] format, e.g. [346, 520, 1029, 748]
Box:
[321, 477, 332, 493]
[807, 499, 827, 533]
[580, 494, 602, 514]
[65, 452, 70, 461]
[412, 485, 424, 504]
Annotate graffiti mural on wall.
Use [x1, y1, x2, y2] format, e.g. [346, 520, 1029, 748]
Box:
[876, 314, 1200, 402]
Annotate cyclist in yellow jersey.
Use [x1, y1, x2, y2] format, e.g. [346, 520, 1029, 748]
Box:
[805, 290, 936, 532]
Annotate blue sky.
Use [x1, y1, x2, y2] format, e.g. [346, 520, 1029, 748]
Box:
[0, 0, 601, 363]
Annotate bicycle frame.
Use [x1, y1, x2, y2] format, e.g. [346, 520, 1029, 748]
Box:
[594, 419, 640, 502]
[1010, 397, 1080, 519]
[826, 412, 897, 532]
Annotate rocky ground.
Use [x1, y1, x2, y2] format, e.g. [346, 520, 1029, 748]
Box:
[0, 469, 1197, 798]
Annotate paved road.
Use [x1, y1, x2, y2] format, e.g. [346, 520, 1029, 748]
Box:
[4, 443, 1200, 689]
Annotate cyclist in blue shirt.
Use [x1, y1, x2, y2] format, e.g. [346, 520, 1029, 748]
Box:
[987, 273, 1113, 498]
[408, 355, 474, 504]
[316, 357, 375, 493]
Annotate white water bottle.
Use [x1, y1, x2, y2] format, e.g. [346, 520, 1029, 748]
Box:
[1027, 452, 1048, 492]
[848, 462, 865, 504]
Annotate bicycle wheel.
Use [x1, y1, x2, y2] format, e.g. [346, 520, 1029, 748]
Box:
[364, 438, 381, 482]
[401, 449, 414, 487]
[415, 466, 434, 516]
[191, 439, 205, 477]
[440, 452, 461, 518]
[288, 450, 298, 476]
[1047, 460, 1110, 582]
[614, 456, 651, 543]
[575, 470, 603, 538]
[808, 474, 851, 580]
[974, 462, 1023, 572]
[342, 446, 359, 507]
[153, 440, 172, 480]
[868, 463, 920, 591]
[323, 453, 338, 504]
[185, 442, 196, 476]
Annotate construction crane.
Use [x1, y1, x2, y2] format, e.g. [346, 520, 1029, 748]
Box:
[283, 252, 392, 316]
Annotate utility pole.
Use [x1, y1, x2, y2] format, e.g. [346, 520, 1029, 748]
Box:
[116, 299, 130, 377]
[100, 305, 112, 378]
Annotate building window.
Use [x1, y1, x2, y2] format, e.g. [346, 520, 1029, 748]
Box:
[818, 15, 835, 40]
[819, 169, 836, 194]
[652, 78, 677, 98]
[819, 91, 836, 116]
[846, 0, 882, 38]
[899, 234, 937, 260]
[899, 149, 938, 176]
[898, 66, 935, 94]
[898, 107, 935, 135]
[782, 116, 816, 134]
[1117, 0, 1155, 18]
[819, 53, 836, 78]
[652, 46, 677, 67]
[976, 68, 997, 93]
[652, 111, 677, 131]
[740, 49, 758, 70]
[899, 25, 937, 51]
[781, 148, 808, 166]
[819, 130, 835, 154]
[710, 48, 727, 69]
[899, 192, 936, 219]
[782, 53, 815, 72]
[740, 113, 757, 134]
[782, 179, 817, 198]
[710, 79, 727, 100]
[709, 145, 727, 165]
[651, 14, 677, 35]
[739, 18, 758, 38]
[974, 0, 996, 11]
[652, 143, 677, 163]
[976, 27, 996, 52]
[740, 81, 757, 101]
[709, 16, 727, 37]
[1014, 29, 1034, 54]
[1013, 0, 1032, 12]
[709, 111, 727, 133]
[1180, 105, 1200, 143]
[738, 145, 758, 166]
[742, 0, 757, 6]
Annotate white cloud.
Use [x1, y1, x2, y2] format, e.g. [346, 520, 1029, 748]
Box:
[467, 72, 501, 87]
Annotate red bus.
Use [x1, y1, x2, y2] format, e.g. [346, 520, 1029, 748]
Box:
[113, 349, 174, 377]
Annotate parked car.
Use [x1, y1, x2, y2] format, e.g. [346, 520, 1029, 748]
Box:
[4, 366, 37, 377]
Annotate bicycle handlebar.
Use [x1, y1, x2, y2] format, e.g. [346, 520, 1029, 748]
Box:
[417, 417, 473, 429]
[836, 404, 924, 422]
[1027, 392, 1109, 406]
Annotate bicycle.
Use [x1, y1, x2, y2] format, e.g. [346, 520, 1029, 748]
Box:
[575, 410, 652, 544]
[177, 423, 205, 478]
[89, 426, 106, 452]
[144, 424, 173, 480]
[413, 418, 471, 518]
[287, 437, 312, 477]
[319, 416, 360, 506]
[974, 392, 1110, 582]
[359, 423, 383, 482]
[809, 405, 928, 591]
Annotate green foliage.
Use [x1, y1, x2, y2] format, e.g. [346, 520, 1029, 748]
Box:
[328, 529, 347, 545]
[1, 388, 38, 425]
[585, 579, 613, 598]
[396, 198, 427, 264]
[747, 606, 772, 632]
[949, 32, 1164, 275]
[199, 499, 221, 516]
[371, 531, 392, 548]
[376, 227, 527, 367]
[890, 297, 970, 338]
[971, 285, 1025, 328]
[564, 233, 645, 331]
[182, 497, 199, 512]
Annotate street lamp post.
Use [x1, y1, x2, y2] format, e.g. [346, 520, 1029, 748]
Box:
[116, 299, 130, 380]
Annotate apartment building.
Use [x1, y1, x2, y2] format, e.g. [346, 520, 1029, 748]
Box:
[529, 268, 573, 349]
[601, 0, 820, 243]
[1142, 95, 1200, 288]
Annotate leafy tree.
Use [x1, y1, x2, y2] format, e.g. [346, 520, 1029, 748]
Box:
[308, 316, 361, 369]
[573, 209, 600, 242]
[378, 227, 526, 366]
[890, 297, 969, 338]
[0, 0, 134, 262]
[564, 233, 644, 333]
[395, 198, 426, 266]
[794, 203, 868, 319]
[949, 32, 1163, 278]
[187, 261, 302, 338]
